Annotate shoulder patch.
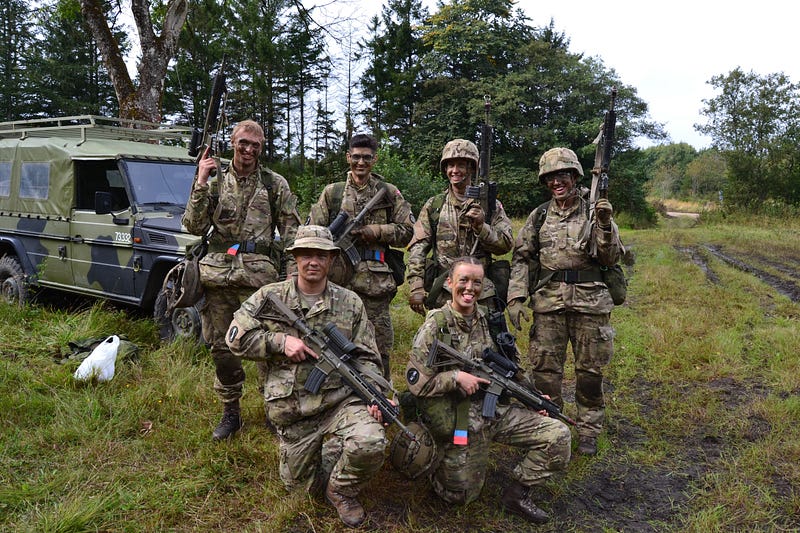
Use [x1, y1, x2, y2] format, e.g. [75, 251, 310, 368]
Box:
[406, 367, 420, 385]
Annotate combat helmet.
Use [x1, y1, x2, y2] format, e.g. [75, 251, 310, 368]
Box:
[389, 421, 441, 479]
[440, 139, 479, 174]
[538, 147, 584, 184]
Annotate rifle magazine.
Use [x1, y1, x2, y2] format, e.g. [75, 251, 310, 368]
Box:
[304, 367, 328, 394]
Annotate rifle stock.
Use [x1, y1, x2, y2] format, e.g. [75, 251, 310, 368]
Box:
[266, 292, 415, 440]
[327, 187, 388, 267]
[426, 340, 576, 426]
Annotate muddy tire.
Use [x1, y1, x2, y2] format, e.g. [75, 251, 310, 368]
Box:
[0, 255, 27, 305]
[154, 288, 203, 341]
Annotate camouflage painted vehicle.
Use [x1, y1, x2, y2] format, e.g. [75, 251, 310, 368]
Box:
[0, 116, 202, 339]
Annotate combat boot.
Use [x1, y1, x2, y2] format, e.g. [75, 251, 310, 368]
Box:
[577, 435, 597, 456]
[501, 481, 550, 524]
[212, 400, 242, 441]
[325, 483, 366, 528]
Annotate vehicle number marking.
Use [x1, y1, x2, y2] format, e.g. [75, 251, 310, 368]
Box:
[115, 232, 132, 244]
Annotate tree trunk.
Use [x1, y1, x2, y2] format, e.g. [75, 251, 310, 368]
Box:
[79, 0, 188, 123]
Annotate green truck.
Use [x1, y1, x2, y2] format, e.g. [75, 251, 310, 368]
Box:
[0, 116, 202, 339]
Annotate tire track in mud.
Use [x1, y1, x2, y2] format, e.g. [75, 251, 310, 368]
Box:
[677, 245, 800, 302]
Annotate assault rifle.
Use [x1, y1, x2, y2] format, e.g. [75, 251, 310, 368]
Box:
[590, 88, 617, 210]
[426, 339, 576, 426]
[327, 186, 388, 267]
[466, 95, 498, 229]
[266, 292, 415, 440]
[188, 57, 227, 177]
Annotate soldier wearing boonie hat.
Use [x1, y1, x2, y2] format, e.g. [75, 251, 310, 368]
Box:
[225, 223, 387, 528]
[285, 225, 339, 252]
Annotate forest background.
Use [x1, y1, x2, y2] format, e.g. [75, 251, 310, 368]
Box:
[3, 0, 800, 223]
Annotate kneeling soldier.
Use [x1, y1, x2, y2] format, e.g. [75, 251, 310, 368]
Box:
[405, 256, 571, 524]
[226, 225, 388, 528]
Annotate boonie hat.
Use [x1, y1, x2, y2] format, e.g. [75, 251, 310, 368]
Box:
[286, 225, 339, 252]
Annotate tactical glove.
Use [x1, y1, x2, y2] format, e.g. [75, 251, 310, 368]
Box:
[408, 281, 426, 316]
[351, 224, 381, 244]
[465, 205, 486, 232]
[506, 298, 531, 331]
[595, 199, 613, 227]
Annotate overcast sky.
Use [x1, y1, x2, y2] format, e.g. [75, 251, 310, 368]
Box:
[349, 0, 797, 149]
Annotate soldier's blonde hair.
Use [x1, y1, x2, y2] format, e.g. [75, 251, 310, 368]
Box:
[232, 120, 266, 143]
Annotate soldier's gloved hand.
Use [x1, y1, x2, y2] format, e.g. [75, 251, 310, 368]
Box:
[408, 281, 426, 316]
[595, 199, 613, 227]
[465, 205, 485, 232]
[506, 298, 531, 331]
[351, 224, 381, 244]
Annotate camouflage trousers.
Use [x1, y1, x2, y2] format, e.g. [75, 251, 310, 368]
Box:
[359, 294, 394, 381]
[528, 311, 615, 439]
[431, 401, 571, 505]
[200, 285, 268, 403]
[275, 399, 386, 496]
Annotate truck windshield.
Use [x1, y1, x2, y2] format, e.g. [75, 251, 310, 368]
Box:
[120, 159, 196, 210]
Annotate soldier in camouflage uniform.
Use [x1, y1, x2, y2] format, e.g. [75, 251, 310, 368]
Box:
[183, 120, 301, 441]
[407, 139, 513, 314]
[506, 147, 622, 456]
[309, 134, 413, 380]
[406, 256, 571, 524]
[225, 225, 388, 529]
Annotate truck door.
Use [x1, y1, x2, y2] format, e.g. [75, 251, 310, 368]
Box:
[70, 161, 136, 301]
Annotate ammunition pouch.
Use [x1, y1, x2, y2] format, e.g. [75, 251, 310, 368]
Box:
[601, 264, 627, 305]
[384, 248, 406, 286]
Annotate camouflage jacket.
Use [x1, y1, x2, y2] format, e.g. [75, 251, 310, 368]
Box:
[309, 172, 413, 297]
[508, 190, 622, 314]
[182, 164, 301, 286]
[406, 303, 496, 398]
[226, 276, 382, 426]
[407, 189, 513, 289]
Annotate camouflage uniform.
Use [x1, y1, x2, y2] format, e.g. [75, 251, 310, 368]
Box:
[508, 189, 622, 442]
[225, 277, 386, 495]
[407, 190, 513, 308]
[182, 164, 300, 403]
[309, 172, 413, 379]
[406, 303, 571, 505]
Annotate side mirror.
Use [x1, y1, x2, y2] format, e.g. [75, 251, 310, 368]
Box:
[95, 191, 112, 215]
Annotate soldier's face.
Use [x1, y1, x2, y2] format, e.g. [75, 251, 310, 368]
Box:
[347, 147, 377, 183]
[545, 171, 577, 202]
[447, 263, 484, 314]
[446, 159, 472, 191]
[293, 249, 333, 283]
[232, 131, 263, 174]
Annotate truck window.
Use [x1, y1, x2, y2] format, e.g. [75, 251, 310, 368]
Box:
[19, 162, 49, 199]
[75, 160, 130, 211]
[0, 162, 10, 197]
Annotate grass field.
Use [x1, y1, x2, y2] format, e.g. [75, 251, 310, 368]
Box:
[2, 213, 799, 532]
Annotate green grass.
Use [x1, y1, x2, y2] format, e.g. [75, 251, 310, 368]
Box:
[1, 214, 799, 531]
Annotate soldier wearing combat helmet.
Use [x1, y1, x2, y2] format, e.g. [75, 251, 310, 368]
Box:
[506, 147, 623, 456]
[406, 139, 513, 314]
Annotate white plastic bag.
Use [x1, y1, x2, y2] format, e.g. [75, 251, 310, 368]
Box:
[74, 335, 120, 382]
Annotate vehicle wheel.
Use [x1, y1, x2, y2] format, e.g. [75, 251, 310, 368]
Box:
[154, 288, 203, 341]
[0, 255, 27, 305]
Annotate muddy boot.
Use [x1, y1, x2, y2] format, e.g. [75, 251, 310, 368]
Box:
[325, 483, 366, 528]
[501, 481, 550, 524]
[212, 400, 242, 441]
[577, 435, 597, 456]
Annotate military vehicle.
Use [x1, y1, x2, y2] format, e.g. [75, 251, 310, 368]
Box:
[0, 115, 202, 339]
